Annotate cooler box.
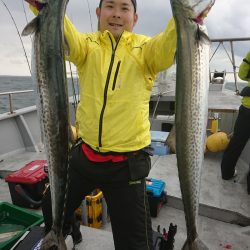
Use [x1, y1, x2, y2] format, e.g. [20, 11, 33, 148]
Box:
[146, 178, 167, 217]
[5, 160, 48, 209]
[150, 131, 170, 155]
[0, 202, 44, 250]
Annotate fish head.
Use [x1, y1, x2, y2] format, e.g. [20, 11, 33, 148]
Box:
[171, 0, 215, 24]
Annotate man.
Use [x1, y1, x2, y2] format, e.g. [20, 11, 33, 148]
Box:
[221, 50, 250, 194]
[27, 0, 176, 249]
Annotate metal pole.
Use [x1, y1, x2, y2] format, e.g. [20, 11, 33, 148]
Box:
[230, 41, 239, 95]
[8, 93, 13, 114]
[0, 90, 33, 114]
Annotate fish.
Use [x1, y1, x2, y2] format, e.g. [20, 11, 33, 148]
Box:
[165, 124, 176, 153]
[170, 0, 215, 249]
[0, 231, 22, 243]
[22, 0, 70, 249]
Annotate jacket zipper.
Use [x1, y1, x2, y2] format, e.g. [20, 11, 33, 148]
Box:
[97, 33, 122, 150]
[112, 61, 121, 90]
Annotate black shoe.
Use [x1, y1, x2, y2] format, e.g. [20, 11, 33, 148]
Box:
[229, 169, 238, 179]
[71, 220, 82, 244]
[222, 169, 237, 180]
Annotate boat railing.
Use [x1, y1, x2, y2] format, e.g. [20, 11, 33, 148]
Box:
[210, 37, 250, 94]
[0, 90, 34, 114]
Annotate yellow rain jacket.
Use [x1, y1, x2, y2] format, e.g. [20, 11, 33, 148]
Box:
[64, 17, 176, 153]
[30, 6, 176, 152]
[238, 50, 250, 108]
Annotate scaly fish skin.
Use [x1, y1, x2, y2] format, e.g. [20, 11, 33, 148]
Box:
[170, 0, 215, 249]
[23, 0, 69, 249]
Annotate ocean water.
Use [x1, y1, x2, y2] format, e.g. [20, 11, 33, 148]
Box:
[0, 76, 79, 114]
[0, 75, 247, 114]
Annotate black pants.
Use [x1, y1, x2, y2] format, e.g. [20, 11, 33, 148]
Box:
[44, 142, 153, 250]
[221, 105, 250, 180]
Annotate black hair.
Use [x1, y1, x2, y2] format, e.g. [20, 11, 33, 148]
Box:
[99, 0, 137, 13]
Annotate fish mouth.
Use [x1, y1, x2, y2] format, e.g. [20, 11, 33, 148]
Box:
[192, 0, 215, 24]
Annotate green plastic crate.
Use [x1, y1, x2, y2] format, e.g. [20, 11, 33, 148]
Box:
[0, 202, 44, 250]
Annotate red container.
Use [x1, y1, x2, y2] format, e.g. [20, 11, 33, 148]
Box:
[5, 160, 48, 209]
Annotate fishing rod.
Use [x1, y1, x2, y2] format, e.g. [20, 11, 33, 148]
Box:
[68, 61, 79, 114]
[21, 0, 33, 43]
[68, 0, 94, 112]
[86, 0, 93, 32]
[21, 0, 29, 28]
[0, 0, 32, 75]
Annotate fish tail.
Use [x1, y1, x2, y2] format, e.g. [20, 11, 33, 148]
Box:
[182, 237, 209, 250]
[40, 229, 67, 250]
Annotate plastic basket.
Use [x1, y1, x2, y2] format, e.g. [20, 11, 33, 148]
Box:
[0, 202, 44, 250]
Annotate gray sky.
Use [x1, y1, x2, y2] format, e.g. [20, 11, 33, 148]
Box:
[0, 0, 249, 78]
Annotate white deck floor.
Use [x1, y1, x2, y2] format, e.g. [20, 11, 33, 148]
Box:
[1, 151, 250, 249]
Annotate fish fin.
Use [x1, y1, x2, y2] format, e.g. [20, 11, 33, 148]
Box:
[196, 25, 211, 45]
[182, 237, 209, 250]
[40, 229, 67, 250]
[22, 17, 39, 36]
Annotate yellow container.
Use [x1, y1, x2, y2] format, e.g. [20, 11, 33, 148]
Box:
[210, 119, 218, 134]
[85, 190, 103, 229]
[206, 132, 230, 152]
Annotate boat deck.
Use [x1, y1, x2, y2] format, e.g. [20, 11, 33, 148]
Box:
[0, 150, 250, 249]
[150, 153, 250, 221]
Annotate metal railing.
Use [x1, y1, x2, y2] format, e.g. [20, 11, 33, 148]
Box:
[0, 90, 34, 114]
[210, 37, 250, 94]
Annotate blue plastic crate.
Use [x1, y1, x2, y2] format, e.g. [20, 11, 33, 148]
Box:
[146, 178, 166, 198]
[150, 131, 170, 156]
[150, 131, 169, 142]
[150, 141, 170, 155]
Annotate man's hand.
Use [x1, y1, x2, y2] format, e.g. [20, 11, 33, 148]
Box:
[24, 0, 44, 10]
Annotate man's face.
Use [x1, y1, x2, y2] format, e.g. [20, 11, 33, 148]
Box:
[96, 0, 138, 40]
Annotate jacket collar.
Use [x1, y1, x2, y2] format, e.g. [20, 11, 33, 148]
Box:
[98, 30, 133, 47]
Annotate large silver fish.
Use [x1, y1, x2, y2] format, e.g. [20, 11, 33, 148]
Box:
[170, 0, 215, 249]
[22, 0, 69, 249]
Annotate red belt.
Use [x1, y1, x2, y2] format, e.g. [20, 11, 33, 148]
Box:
[82, 143, 128, 163]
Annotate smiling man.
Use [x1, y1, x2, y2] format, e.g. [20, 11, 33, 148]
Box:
[27, 0, 176, 249]
[96, 0, 138, 40]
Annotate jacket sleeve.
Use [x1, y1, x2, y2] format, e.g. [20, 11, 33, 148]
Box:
[238, 51, 250, 81]
[63, 16, 88, 67]
[29, 5, 87, 67]
[143, 17, 177, 75]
